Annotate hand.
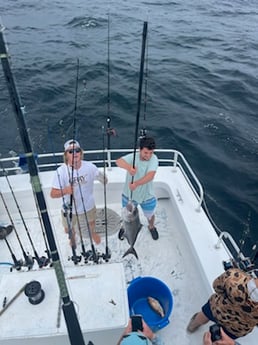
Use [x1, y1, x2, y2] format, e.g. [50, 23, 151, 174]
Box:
[129, 182, 138, 191]
[203, 328, 235, 345]
[203, 331, 212, 345]
[141, 319, 156, 341]
[128, 166, 137, 176]
[120, 318, 155, 342]
[64, 185, 73, 195]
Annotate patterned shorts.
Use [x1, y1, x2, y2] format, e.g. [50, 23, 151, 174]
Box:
[122, 194, 156, 220]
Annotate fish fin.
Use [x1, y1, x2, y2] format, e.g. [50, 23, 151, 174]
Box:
[118, 227, 125, 240]
[122, 247, 138, 260]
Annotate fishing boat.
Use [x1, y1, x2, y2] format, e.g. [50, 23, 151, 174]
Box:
[0, 23, 257, 345]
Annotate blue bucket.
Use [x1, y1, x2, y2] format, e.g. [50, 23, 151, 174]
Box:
[127, 276, 173, 332]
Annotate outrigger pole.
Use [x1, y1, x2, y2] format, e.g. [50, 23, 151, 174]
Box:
[0, 25, 86, 345]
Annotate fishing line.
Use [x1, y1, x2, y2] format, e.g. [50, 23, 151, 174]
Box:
[130, 21, 148, 200]
[1, 166, 49, 268]
[0, 191, 34, 270]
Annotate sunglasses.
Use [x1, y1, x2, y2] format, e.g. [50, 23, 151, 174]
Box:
[68, 148, 81, 154]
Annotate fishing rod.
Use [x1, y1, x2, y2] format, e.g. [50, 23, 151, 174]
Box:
[106, 15, 112, 154]
[3, 234, 24, 271]
[1, 166, 49, 268]
[140, 30, 149, 140]
[70, 188, 88, 263]
[32, 193, 52, 263]
[0, 191, 34, 270]
[75, 168, 99, 264]
[47, 126, 83, 263]
[73, 197, 88, 262]
[0, 25, 86, 345]
[68, 58, 82, 265]
[96, 15, 111, 262]
[130, 21, 148, 199]
[68, 59, 99, 264]
[107, 13, 111, 132]
[101, 126, 111, 262]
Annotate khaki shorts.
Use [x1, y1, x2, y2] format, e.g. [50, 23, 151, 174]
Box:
[61, 206, 96, 230]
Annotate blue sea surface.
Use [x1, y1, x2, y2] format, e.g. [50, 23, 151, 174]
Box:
[0, 0, 258, 253]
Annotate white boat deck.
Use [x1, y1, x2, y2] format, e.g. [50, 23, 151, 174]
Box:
[0, 161, 257, 345]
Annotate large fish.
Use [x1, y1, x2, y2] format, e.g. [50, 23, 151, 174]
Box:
[118, 202, 142, 259]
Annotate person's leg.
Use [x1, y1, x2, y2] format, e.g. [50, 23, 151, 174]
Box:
[148, 214, 155, 229]
[141, 197, 158, 240]
[187, 301, 214, 333]
[87, 207, 100, 244]
[187, 311, 209, 332]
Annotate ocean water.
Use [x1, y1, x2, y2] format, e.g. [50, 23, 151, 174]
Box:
[0, 0, 258, 255]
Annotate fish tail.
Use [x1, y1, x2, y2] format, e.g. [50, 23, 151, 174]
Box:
[122, 247, 139, 260]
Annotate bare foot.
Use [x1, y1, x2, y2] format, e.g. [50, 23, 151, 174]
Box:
[92, 232, 101, 244]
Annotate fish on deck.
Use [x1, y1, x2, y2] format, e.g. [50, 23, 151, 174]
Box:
[118, 202, 142, 259]
[147, 296, 165, 318]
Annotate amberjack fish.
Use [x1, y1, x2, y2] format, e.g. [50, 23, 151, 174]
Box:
[118, 202, 142, 259]
[147, 296, 165, 318]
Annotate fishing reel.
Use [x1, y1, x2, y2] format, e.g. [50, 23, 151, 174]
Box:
[99, 248, 111, 262]
[82, 248, 111, 264]
[139, 128, 147, 139]
[223, 256, 257, 277]
[69, 253, 82, 265]
[10, 255, 34, 272]
[83, 249, 101, 264]
[11, 258, 25, 272]
[35, 255, 50, 268]
[25, 254, 35, 270]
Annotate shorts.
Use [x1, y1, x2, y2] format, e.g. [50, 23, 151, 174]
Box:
[202, 301, 237, 340]
[61, 206, 96, 230]
[122, 194, 156, 220]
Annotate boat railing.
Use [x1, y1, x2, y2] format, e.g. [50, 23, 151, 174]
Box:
[0, 148, 204, 209]
[215, 231, 256, 275]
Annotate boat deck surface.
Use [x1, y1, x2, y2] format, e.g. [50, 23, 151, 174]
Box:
[0, 166, 257, 344]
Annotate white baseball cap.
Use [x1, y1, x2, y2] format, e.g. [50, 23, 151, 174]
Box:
[64, 139, 80, 151]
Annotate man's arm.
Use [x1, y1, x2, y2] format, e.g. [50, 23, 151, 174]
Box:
[116, 157, 136, 175]
[129, 171, 156, 191]
[50, 186, 72, 198]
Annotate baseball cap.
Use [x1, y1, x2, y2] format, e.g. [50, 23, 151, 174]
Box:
[64, 139, 80, 151]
